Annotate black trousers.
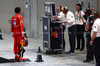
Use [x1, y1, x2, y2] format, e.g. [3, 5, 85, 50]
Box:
[76, 25, 85, 49]
[68, 25, 76, 52]
[63, 25, 66, 50]
[86, 32, 94, 60]
[93, 37, 100, 66]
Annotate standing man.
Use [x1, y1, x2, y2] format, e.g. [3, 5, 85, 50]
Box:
[54, 6, 64, 20]
[90, 11, 100, 66]
[62, 6, 76, 54]
[75, 4, 85, 51]
[83, 9, 94, 62]
[11, 7, 26, 61]
[54, 6, 65, 50]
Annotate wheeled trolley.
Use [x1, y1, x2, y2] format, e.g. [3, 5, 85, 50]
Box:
[43, 16, 64, 54]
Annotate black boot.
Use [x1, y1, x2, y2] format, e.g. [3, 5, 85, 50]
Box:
[83, 59, 94, 63]
[80, 48, 84, 51]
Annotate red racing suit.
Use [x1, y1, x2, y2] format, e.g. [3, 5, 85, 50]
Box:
[11, 13, 24, 55]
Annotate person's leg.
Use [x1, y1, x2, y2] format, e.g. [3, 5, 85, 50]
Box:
[68, 34, 72, 51]
[76, 25, 80, 49]
[14, 35, 21, 60]
[16, 35, 21, 55]
[80, 25, 85, 51]
[14, 37, 17, 55]
[95, 54, 100, 66]
[69, 32, 76, 52]
[83, 36, 94, 62]
[87, 37, 94, 59]
[70, 25, 76, 52]
[14, 35, 21, 59]
[76, 34, 80, 49]
[80, 33, 85, 50]
[16, 35, 27, 61]
[66, 25, 76, 54]
[93, 38, 100, 66]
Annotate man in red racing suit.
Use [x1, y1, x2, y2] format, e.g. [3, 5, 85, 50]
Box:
[11, 7, 26, 61]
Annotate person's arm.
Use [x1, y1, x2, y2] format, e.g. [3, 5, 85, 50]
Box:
[90, 32, 97, 45]
[81, 11, 86, 24]
[90, 22, 98, 45]
[54, 13, 64, 20]
[54, 16, 60, 20]
[91, 32, 97, 41]
[19, 17, 25, 37]
[62, 12, 75, 23]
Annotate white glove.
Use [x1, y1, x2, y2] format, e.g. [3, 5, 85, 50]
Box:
[11, 32, 13, 37]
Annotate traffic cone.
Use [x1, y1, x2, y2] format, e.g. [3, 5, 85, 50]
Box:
[35, 47, 44, 62]
[0, 29, 3, 40]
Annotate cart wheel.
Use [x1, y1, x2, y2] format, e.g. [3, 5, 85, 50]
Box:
[60, 51, 63, 54]
[46, 50, 53, 54]
[57, 51, 62, 54]
[55, 51, 58, 54]
[50, 50, 54, 54]
[46, 50, 50, 54]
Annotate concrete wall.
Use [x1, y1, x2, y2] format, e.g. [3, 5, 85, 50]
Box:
[37, 0, 78, 38]
[0, 0, 24, 34]
[23, 0, 37, 38]
[97, 0, 100, 11]
[0, 0, 37, 38]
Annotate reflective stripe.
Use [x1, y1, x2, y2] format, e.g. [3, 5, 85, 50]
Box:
[11, 32, 26, 34]
[38, 53, 42, 55]
[0, 33, 2, 34]
[22, 32, 26, 34]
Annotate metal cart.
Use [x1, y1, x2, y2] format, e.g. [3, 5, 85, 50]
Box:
[43, 16, 64, 54]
